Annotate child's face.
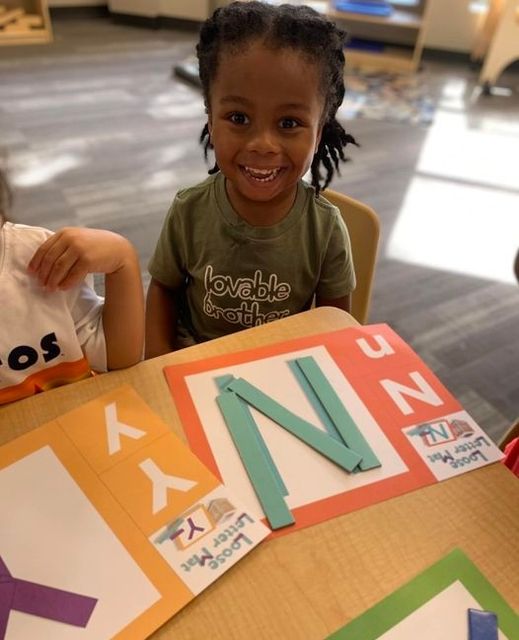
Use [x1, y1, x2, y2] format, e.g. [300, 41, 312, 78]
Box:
[208, 41, 324, 217]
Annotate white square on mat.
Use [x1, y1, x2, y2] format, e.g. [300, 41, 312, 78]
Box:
[0, 446, 160, 640]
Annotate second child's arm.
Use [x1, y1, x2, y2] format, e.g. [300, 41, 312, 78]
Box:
[28, 228, 144, 369]
[102, 242, 144, 369]
[145, 278, 179, 358]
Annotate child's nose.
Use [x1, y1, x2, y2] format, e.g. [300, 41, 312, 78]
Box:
[246, 126, 280, 154]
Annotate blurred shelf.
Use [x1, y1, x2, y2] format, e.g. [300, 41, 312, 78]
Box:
[0, 0, 52, 46]
[328, 0, 431, 72]
[346, 44, 417, 72]
[328, 7, 423, 29]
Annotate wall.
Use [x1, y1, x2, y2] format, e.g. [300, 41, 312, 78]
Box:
[106, 0, 158, 17]
[424, 0, 485, 52]
[49, 0, 107, 6]
[159, 0, 209, 21]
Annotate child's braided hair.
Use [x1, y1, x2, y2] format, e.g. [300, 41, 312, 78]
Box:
[196, 1, 358, 196]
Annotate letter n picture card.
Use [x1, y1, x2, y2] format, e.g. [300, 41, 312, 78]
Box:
[163, 324, 504, 535]
[0, 385, 269, 639]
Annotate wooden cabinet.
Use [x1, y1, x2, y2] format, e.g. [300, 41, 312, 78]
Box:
[0, 0, 52, 45]
[326, 0, 432, 72]
[472, 0, 519, 90]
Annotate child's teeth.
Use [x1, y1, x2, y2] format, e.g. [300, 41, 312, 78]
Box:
[244, 167, 280, 182]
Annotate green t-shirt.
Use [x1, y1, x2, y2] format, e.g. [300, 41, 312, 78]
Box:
[148, 173, 356, 342]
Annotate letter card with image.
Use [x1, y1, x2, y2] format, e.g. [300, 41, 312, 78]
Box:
[163, 324, 504, 536]
[0, 385, 269, 639]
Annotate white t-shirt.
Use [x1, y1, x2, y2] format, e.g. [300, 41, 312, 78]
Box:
[0, 222, 106, 404]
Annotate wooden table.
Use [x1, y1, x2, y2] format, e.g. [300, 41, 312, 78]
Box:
[1, 307, 518, 639]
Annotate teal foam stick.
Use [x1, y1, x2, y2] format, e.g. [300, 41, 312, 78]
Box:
[216, 391, 295, 530]
[295, 356, 380, 471]
[228, 379, 362, 472]
[215, 374, 235, 392]
[287, 360, 343, 443]
[215, 375, 288, 496]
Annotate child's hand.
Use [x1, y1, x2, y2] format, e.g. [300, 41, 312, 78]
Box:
[28, 227, 136, 291]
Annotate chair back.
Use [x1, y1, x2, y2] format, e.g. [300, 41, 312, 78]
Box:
[322, 189, 380, 324]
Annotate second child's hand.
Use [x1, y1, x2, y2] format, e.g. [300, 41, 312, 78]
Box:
[28, 226, 145, 369]
[27, 227, 135, 291]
